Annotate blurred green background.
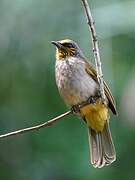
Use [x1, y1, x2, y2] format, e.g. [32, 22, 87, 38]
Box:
[0, 0, 135, 179]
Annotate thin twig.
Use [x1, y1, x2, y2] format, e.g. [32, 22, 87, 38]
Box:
[0, 110, 72, 139]
[82, 0, 106, 102]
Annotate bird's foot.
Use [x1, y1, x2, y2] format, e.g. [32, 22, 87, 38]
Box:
[87, 96, 96, 104]
[71, 105, 80, 114]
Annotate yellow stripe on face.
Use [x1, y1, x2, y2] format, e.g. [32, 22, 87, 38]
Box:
[56, 49, 76, 60]
[80, 100, 109, 132]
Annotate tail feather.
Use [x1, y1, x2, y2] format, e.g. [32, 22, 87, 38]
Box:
[101, 123, 116, 163]
[88, 122, 116, 168]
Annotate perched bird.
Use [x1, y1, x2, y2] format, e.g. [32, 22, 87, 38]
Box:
[51, 39, 117, 168]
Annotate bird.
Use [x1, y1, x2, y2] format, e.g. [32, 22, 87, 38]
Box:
[51, 39, 117, 168]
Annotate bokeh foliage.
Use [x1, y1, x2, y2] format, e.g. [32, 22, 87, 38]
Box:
[0, 0, 135, 179]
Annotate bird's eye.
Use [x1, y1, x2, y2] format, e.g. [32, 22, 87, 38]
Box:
[62, 43, 75, 48]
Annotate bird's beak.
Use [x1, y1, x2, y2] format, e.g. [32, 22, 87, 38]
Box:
[51, 41, 63, 49]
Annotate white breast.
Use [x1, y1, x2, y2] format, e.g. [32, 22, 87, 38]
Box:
[55, 57, 98, 106]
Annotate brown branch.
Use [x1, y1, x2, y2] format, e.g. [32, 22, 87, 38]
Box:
[0, 110, 72, 139]
[81, 0, 106, 102]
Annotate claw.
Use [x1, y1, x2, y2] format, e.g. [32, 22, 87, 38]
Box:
[88, 96, 96, 104]
[71, 105, 80, 114]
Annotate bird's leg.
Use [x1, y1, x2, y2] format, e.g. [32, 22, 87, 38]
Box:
[71, 105, 80, 114]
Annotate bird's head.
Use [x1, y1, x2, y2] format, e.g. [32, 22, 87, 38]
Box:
[51, 39, 84, 60]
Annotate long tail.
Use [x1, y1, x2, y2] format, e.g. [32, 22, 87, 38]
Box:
[88, 122, 116, 168]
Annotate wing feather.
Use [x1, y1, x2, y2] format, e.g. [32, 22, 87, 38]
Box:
[85, 62, 117, 115]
